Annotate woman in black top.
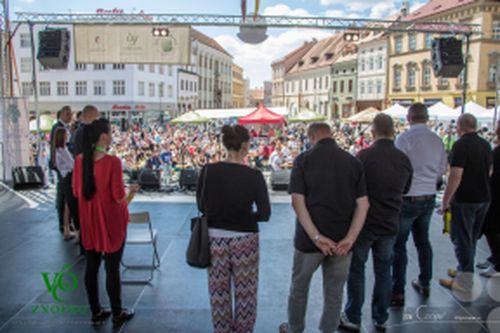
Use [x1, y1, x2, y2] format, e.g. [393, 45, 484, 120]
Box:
[197, 124, 270, 333]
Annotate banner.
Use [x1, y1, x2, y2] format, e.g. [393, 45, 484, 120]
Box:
[74, 24, 191, 64]
[0, 98, 30, 182]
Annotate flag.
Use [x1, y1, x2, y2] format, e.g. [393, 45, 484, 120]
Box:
[254, 0, 260, 21]
[241, 0, 247, 22]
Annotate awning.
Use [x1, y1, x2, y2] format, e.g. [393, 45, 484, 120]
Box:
[238, 104, 285, 125]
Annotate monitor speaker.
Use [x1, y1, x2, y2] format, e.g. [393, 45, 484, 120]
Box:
[270, 169, 291, 191]
[37, 28, 71, 69]
[431, 37, 464, 78]
[138, 168, 160, 191]
[179, 169, 199, 190]
[12, 166, 44, 190]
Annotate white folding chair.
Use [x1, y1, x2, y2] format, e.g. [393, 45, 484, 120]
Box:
[121, 212, 160, 283]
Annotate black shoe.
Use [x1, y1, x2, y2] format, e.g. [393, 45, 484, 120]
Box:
[112, 309, 135, 327]
[374, 322, 387, 332]
[390, 294, 405, 307]
[91, 308, 111, 325]
[411, 279, 430, 297]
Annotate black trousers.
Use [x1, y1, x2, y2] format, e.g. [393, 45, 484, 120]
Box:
[56, 172, 64, 231]
[483, 206, 500, 271]
[61, 172, 80, 231]
[84, 243, 124, 316]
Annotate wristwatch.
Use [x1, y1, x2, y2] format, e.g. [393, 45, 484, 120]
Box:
[313, 234, 321, 243]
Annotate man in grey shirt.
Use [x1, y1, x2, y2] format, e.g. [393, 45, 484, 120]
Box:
[391, 103, 447, 306]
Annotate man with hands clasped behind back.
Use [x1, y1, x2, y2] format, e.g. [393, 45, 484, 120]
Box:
[280, 123, 370, 333]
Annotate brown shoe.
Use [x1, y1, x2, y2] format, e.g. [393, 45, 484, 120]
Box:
[390, 294, 405, 307]
[439, 278, 454, 289]
[448, 269, 457, 278]
[279, 322, 289, 333]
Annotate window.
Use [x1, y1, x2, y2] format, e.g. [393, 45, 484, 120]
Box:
[340, 81, 344, 93]
[376, 80, 382, 94]
[168, 65, 173, 76]
[112, 64, 125, 70]
[348, 80, 353, 93]
[423, 65, 431, 86]
[438, 77, 449, 88]
[94, 64, 105, 70]
[94, 80, 105, 96]
[149, 64, 155, 73]
[367, 81, 373, 94]
[75, 64, 87, 71]
[138, 81, 145, 96]
[57, 81, 68, 96]
[39, 82, 50, 96]
[325, 77, 329, 89]
[409, 34, 417, 51]
[313, 78, 317, 90]
[493, 21, 500, 40]
[20, 57, 31, 73]
[305, 79, 308, 91]
[489, 63, 498, 83]
[360, 59, 366, 71]
[360, 81, 365, 94]
[75, 81, 87, 96]
[149, 82, 155, 97]
[113, 80, 125, 95]
[395, 36, 403, 54]
[39, 64, 48, 72]
[20, 33, 30, 48]
[425, 33, 432, 48]
[159, 65, 164, 75]
[319, 77, 322, 90]
[407, 66, 416, 88]
[368, 57, 374, 70]
[181, 80, 185, 91]
[333, 81, 337, 93]
[377, 56, 383, 70]
[168, 85, 173, 98]
[21, 82, 33, 96]
[138, 64, 144, 71]
[194, 82, 197, 92]
[394, 68, 401, 90]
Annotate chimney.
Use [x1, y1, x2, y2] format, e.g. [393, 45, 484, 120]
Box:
[401, 0, 410, 17]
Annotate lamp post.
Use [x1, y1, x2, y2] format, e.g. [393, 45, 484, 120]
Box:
[494, 59, 499, 126]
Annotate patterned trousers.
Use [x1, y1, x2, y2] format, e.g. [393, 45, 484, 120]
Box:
[208, 233, 259, 333]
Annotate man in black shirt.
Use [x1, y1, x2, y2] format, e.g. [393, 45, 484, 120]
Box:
[340, 114, 412, 332]
[440, 113, 492, 291]
[281, 123, 369, 333]
[70, 105, 100, 157]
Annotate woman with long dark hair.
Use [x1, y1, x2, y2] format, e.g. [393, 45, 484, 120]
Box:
[197, 124, 271, 333]
[72, 118, 139, 326]
[52, 127, 77, 241]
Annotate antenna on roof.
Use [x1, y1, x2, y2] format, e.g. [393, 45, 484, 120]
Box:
[401, 0, 410, 17]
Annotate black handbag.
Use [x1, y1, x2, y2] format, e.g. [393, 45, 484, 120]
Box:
[186, 166, 211, 268]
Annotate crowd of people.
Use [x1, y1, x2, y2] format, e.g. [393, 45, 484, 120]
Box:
[31, 102, 500, 331]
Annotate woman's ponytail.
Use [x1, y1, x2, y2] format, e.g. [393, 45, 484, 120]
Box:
[82, 124, 95, 200]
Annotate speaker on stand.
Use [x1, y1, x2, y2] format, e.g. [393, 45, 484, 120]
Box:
[37, 28, 71, 69]
[431, 37, 465, 78]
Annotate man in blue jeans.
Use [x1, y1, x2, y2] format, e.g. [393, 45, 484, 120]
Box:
[340, 114, 412, 332]
[391, 103, 447, 306]
[439, 113, 492, 290]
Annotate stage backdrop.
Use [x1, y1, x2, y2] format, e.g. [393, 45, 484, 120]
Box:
[74, 24, 191, 64]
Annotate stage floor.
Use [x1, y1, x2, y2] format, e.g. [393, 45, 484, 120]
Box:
[0, 185, 497, 333]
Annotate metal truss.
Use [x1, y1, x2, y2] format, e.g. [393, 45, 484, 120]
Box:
[14, 12, 480, 35]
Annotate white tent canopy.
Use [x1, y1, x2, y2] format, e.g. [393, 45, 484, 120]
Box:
[382, 104, 407, 119]
[455, 101, 488, 118]
[428, 102, 460, 121]
[196, 107, 288, 119]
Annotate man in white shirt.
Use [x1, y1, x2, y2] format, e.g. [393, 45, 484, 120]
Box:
[391, 103, 447, 306]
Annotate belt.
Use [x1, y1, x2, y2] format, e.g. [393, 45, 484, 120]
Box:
[403, 195, 436, 202]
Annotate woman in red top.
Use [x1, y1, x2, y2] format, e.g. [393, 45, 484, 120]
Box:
[72, 118, 139, 327]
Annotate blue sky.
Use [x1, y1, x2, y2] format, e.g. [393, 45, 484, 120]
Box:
[11, 0, 426, 88]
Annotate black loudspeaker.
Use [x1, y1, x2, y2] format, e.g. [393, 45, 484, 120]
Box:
[431, 37, 464, 78]
[270, 169, 291, 191]
[179, 169, 199, 190]
[12, 166, 44, 190]
[138, 168, 160, 190]
[37, 28, 70, 69]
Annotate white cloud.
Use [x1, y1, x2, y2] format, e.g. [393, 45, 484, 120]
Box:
[324, 9, 361, 19]
[263, 4, 312, 17]
[19, 0, 35, 3]
[410, 1, 426, 12]
[215, 29, 333, 88]
[369, 2, 398, 19]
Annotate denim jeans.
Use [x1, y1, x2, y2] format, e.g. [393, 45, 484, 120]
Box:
[345, 229, 396, 325]
[287, 250, 352, 333]
[392, 198, 435, 295]
[450, 201, 489, 273]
